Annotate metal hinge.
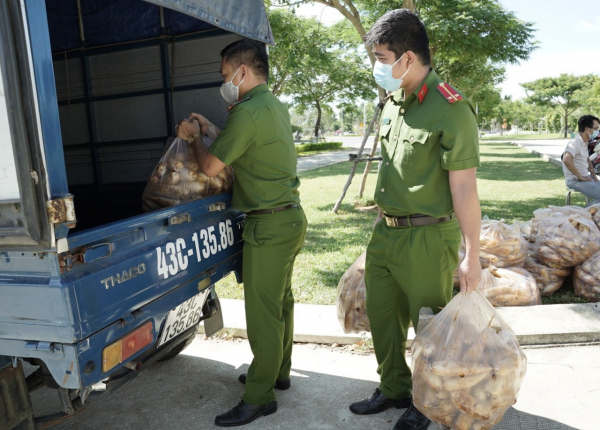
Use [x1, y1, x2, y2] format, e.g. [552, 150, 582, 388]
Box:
[58, 243, 112, 272]
[46, 195, 77, 225]
[25, 341, 61, 353]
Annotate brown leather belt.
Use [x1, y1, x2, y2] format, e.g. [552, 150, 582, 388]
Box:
[384, 213, 453, 227]
[247, 204, 299, 216]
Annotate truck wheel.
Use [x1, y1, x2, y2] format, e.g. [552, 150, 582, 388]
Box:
[158, 330, 197, 362]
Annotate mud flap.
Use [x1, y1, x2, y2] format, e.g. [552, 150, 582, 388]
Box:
[0, 361, 34, 430]
[203, 296, 224, 338]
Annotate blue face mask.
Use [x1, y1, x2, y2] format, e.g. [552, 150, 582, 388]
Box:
[372, 53, 410, 92]
[591, 128, 599, 140]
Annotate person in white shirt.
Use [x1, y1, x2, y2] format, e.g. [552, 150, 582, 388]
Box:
[562, 115, 600, 205]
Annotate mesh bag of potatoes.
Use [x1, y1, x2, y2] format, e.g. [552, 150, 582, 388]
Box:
[532, 212, 600, 268]
[336, 251, 370, 333]
[479, 220, 528, 268]
[142, 136, 234, 211]
[524, 256, 571, 296]
[411, 291, 527, 430]
[479, 265, 541, 306]
[573, 250, 600, 301]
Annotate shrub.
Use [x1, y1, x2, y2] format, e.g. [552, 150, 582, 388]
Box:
[295, 141, 343, 155]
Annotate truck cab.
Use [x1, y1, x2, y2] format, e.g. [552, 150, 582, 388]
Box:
[0, 1, 273, 427]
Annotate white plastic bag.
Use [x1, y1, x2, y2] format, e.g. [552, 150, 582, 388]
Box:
[573, 250, 600, 301]
[142, 136, 234, 211]
[524, 256, 571, 296]
[479, 266, 541, 306]
[533, 212, 600, 267]
[336, 252, 370, 333]
[411, 292, 527, 430]
[479, 220, 528, 268]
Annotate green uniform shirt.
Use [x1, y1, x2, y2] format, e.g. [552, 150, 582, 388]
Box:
[209, 84, 301, 213]
[375, 69, 480, 218]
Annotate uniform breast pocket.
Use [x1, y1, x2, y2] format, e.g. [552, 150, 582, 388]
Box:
[398, 128, 431, 170]
[379, 124, 392, 143]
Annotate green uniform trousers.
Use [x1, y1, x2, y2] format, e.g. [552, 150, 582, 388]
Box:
[241, 206, 307, 405]
[364, 217, 462, 400]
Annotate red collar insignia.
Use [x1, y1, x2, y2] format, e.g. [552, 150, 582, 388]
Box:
[417, 83, 428, 103]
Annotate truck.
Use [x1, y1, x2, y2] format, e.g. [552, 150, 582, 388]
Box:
[0, 1, 274, 427]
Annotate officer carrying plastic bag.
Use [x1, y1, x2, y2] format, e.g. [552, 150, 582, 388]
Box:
[411, 291, 527, 430]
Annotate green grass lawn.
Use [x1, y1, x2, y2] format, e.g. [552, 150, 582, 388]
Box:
[480, 132, 563, 141]
[216, 141, 589, 305]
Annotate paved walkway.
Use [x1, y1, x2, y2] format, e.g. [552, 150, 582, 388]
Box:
[484, 138, 570, 167]
[38, 338, 600, 430]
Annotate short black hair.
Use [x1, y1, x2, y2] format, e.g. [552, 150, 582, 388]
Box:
[364, 9, 430, 66]
[578, 115, 600, 132]
[220, 39, 269, 82]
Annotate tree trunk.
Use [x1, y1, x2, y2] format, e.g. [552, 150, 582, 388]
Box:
[314, 99, 322, 139]
[564, 108, 568, 138]
[402, 0, 415, 11]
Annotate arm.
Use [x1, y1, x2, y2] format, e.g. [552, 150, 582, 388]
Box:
[563, 152, 591, 181]
[176, 117, 226, 177]
[449, 167, 481, 293]
[588, 158, 598, 182]
[374, 208, 383, 228]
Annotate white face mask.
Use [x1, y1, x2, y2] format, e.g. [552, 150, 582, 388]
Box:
[372, 53, 410, 92]
[220, 67, 244, 104]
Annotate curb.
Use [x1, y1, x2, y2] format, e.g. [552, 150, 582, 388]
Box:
[202, 299, 600, 347]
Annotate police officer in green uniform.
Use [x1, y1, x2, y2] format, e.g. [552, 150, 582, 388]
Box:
[348, 10, 482, 430]
[177, 40, 307, 427]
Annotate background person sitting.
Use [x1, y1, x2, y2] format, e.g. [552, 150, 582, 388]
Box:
[562, 115, 600, 205]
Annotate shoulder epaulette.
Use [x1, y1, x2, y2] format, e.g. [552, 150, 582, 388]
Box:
[437, 82, 463, 104]
[227, 96, 252, 112]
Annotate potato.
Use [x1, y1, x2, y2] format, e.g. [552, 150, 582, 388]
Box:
[451, 391, 492, 421]
[432, 361, 492, 376]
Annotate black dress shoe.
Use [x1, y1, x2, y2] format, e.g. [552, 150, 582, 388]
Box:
[214, 400, 277, 427]
[393, 403, 431, 430]
[349, 388, 411, 415]
[238, 373, 291, 390]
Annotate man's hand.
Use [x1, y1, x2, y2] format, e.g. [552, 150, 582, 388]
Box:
[579, 175, 593, 182]
[591, 172, 599, 182]
[189, 112, 213, 135]
[459, 253, 481, 293]
[176, 119, 200, 141]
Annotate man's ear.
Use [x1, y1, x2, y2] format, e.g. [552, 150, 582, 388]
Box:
[405, 51, 416, 67]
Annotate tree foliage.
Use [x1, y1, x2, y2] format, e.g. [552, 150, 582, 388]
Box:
[268, 8, 375, 137]
[522, 74, 597, 137]
[271, 0, 537, 106]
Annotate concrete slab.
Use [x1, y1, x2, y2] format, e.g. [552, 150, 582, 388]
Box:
[483, 138, 570, 168]
[211, 299, 600, 347]
[36, 338, 600, 430]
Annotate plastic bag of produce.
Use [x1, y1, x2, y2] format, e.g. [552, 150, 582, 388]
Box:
[142, 136, 234, 211]
[587, 204, 600, 230]
[533, 212, 600, 267]
[573, 250, 600, 301]
[336, 252, 370, 333]
[524, 256, 571, 296]
[411, 291, 527, 430]
[479, 266, 541, 306]
[479, 220, 528, 268]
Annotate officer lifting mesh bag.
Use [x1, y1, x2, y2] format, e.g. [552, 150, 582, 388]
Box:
[411, 291, 527, 430]
[142, 119, 234, 211]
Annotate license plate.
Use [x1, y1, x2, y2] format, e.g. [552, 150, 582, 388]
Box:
[158, 289, 210, 347]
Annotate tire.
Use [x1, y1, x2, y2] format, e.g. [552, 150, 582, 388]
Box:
[594, 164, 600, 175]
[157, 329, 197, 362]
